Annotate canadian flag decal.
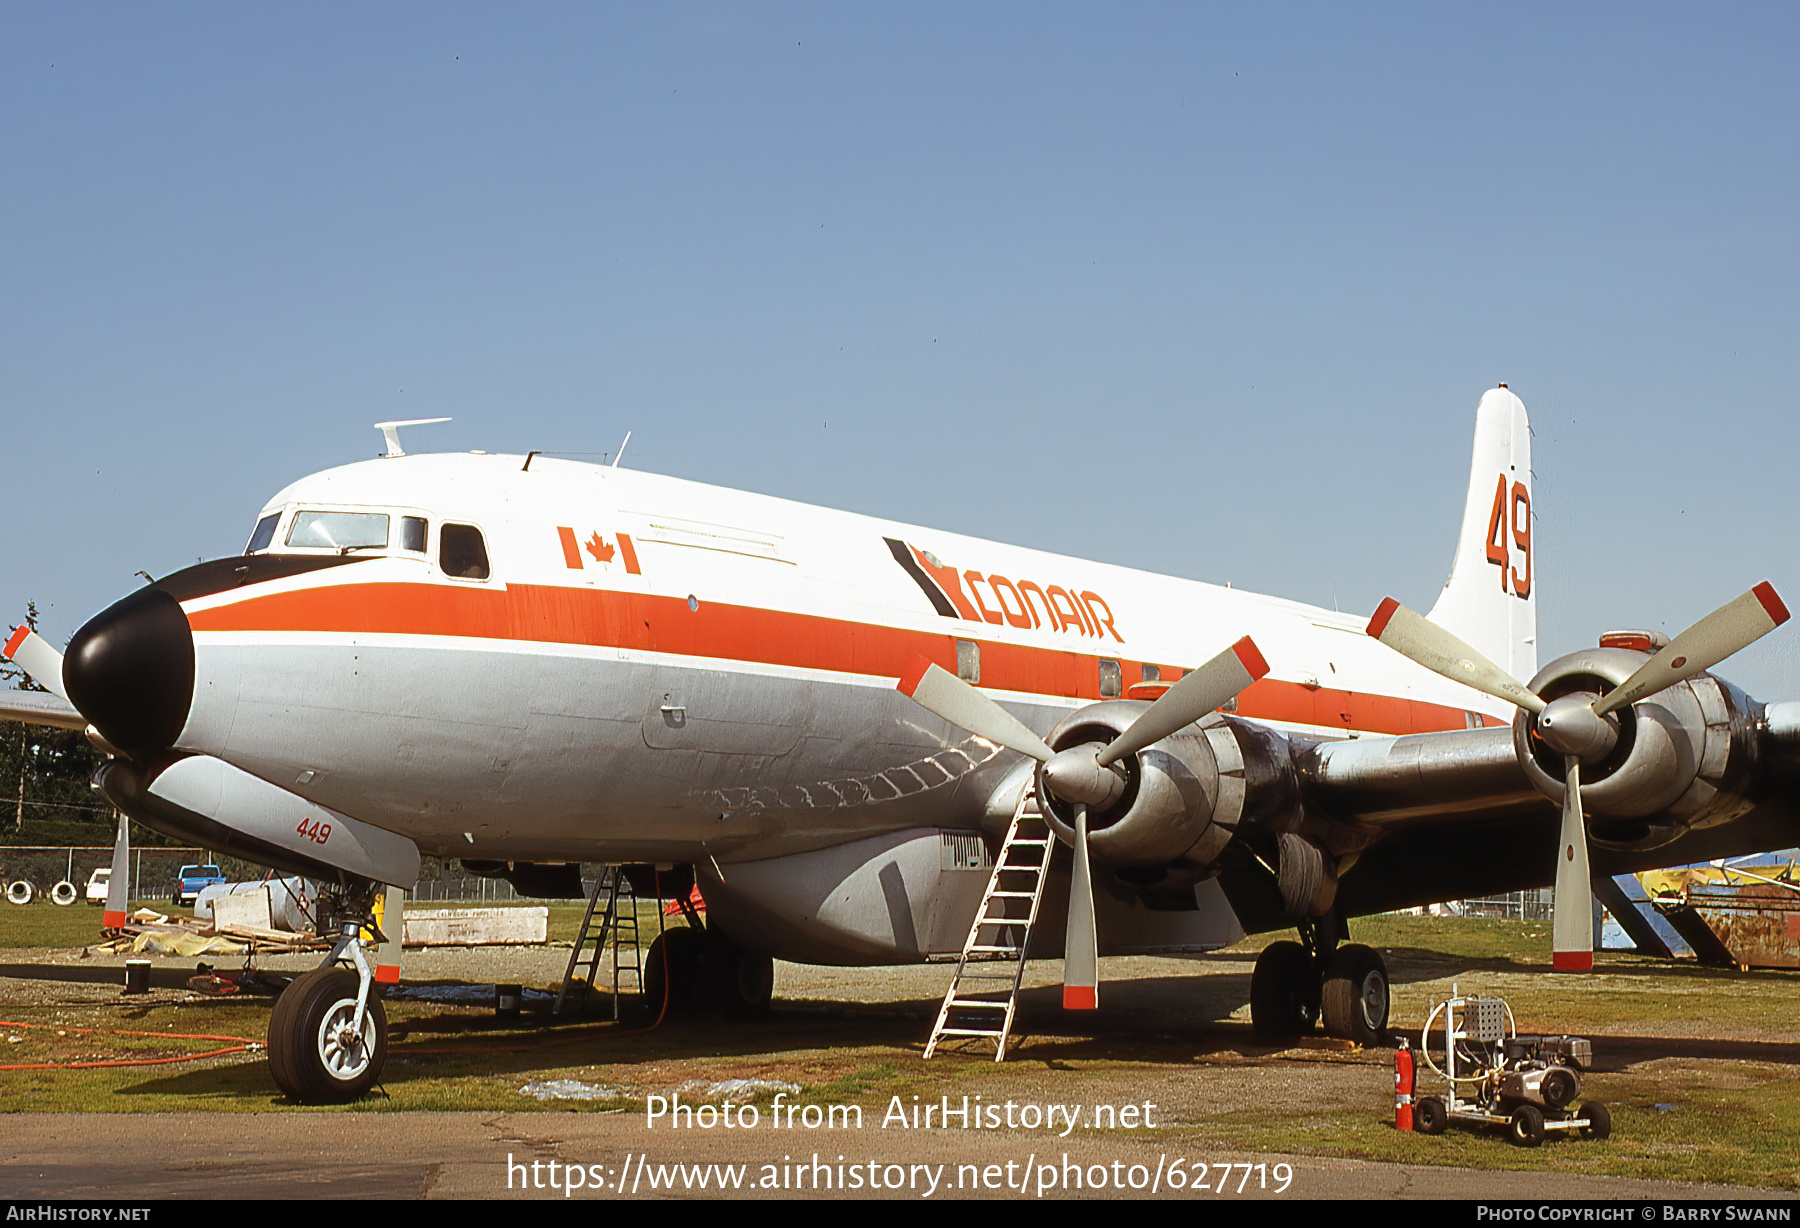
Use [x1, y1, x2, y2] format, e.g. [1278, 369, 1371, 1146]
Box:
[558, 527, 640, 574]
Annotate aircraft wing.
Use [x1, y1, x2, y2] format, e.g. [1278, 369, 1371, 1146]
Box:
[0, 689, 85, 731]
[1203, 719, 1800, 932]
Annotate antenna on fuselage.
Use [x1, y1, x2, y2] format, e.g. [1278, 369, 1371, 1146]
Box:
[610, 430, 631, 468]
[373, 417, 452, 458]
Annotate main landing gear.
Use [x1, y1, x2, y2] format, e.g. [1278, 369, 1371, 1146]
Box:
[268, 886, 388, 1104]
[1250, 914, 1390, 1047]
[641, 890, 774, 1022]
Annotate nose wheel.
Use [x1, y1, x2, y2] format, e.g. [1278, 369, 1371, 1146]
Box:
[268, 914, 389, 1103]
[268, 967, 388, 1102]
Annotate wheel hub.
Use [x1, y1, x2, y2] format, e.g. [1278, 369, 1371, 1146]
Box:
[318, 1001, 373, 1080]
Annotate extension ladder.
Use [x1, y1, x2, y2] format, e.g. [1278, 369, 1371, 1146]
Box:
[924, 790, 1056, 1060]
[554, 867, 642, 1018]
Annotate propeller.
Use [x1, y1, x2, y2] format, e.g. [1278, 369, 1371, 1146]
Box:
[899, 636, 1270, 1009]
[3, 624, 69, 702]
[1367, 583, 1789, 971]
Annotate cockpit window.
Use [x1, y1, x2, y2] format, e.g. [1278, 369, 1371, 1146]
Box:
[246, 514, 280, 554]
[287, 511, 390, 551]
[439, 523, 490, 579]
[400, 516, 428, 553]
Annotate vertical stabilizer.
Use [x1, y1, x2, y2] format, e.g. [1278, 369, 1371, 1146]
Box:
[1427, 386, 1536, 682]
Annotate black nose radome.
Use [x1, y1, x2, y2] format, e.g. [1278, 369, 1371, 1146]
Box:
[64, 585, 194, 755]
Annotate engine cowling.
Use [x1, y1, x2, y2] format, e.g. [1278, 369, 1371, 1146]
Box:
[1034, 700, 1299, 887]
[1513, 648, 1762, 850]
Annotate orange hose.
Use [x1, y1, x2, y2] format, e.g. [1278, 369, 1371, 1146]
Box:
[0, 1018, 260, 1071]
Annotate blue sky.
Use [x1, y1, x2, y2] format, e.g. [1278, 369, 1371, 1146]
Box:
[4, 4, 1799, 695]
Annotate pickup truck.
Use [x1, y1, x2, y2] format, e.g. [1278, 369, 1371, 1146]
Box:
[173, 864, 226, 907]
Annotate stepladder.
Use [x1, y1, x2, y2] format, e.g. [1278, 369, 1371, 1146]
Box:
[924, 788, 1057, 1060]
[555, 867, 642, 1018]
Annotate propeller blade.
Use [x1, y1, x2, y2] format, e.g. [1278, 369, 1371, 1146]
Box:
[103, 812, 131, 929]
[1551, 755, 1593, 972]
[1366, 598, 1545, 715]
[1095, 636, 1269, 768]
[1593, 582, 1790, 718]
[3, 625, 69, 702]
[1062, 804, 1100, 1010]
[898, 659, 1055, 762]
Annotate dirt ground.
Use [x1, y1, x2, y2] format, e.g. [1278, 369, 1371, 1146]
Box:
[2, 919, 1798, 1201]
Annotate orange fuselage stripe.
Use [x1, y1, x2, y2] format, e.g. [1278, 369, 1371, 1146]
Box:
[186, 582, 1498, 737]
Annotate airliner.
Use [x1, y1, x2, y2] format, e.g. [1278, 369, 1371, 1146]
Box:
[6, 387, 1795, 1101]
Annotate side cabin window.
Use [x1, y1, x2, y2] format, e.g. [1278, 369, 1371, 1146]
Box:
[440, 523, 490, 580]
[1098, 659, 1122, 698]
[955, 639, 980, 684]
[245, 514, 280, 554]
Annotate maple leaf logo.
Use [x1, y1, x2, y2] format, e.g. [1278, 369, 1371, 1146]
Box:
[585, 533, 615, 564]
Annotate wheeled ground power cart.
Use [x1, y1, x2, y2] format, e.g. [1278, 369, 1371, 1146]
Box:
[1412, 988, 1611, 1148]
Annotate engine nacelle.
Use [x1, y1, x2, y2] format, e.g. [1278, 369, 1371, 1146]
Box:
[1035, 701, 1298, 883]
[1513, 648, 1762, 850]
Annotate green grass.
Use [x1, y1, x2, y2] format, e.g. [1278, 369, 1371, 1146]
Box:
[1175, 1067, 1800, 1190]
[4, 912, 1799, 1190]
[0, 899, 165, 948]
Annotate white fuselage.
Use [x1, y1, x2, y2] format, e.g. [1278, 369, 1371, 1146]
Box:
[173, 452, 1509, 867]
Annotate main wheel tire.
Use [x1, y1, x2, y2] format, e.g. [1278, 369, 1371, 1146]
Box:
[1320, 943, 1389, 1046]
[267, 969, 387, 1104]
[1250, 940, 1319, 1041]
[703, 933, 774, 1021]
[1414, 1095, 1448, 1135]
[1579, 1100, 1611, 1140]
[1508, 1103, 1546, 1148]
[642, 927, 706, 1016]
[50, 880, 78, 907]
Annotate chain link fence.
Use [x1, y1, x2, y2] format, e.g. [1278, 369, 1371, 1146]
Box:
[0, 845, 276, 907]
[1440, 889, 1556, 921]
[0, 847, 612, 911]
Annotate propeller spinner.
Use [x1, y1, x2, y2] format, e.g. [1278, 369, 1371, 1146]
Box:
[899, 636, 1269, 1009]
[1367, 583, 1789, 971]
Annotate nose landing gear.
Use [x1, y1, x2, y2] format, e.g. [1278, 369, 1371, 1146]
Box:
[268, 889, 389, 1103]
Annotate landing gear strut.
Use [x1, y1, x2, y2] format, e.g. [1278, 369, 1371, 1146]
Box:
[1249, 913, 1389, 1045]
[268, 884, 389, 1103]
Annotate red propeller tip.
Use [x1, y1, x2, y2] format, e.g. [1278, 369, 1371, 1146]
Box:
[2, 625, 28, 660]
[1231, 636, 1270, 680]
[1366, 598, 1401, 640]
[1551, 952, 1593, 973]
[896, 656, 935, 697]
[1062, 985, 1098, 1010]
[1754, 582, 1790, 627]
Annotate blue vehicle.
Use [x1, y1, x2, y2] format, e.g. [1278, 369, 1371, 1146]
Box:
[174, 864, 226, 907]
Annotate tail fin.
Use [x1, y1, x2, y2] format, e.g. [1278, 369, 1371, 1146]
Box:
[1427, 386, 1536, 682]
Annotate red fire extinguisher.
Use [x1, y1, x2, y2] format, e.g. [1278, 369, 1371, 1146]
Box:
[1395, 1037, 1415, 1131]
